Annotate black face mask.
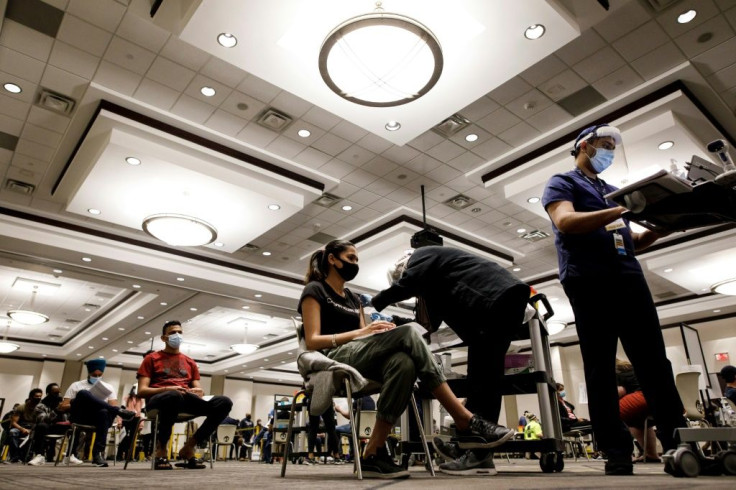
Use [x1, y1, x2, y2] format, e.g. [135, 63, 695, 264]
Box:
[334, 259, 359, 281]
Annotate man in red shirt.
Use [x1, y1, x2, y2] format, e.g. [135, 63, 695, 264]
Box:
[137, 320, 232, 470]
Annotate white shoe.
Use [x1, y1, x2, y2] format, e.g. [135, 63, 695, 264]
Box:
[28, 454, 46, 466]
[66, 455, 84, 465]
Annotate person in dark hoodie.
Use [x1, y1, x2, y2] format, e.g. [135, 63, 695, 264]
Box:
[371, 245, 531, 475]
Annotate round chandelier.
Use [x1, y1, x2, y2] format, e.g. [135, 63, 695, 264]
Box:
[142, 214, 217, 247]
[319, 6, 443, 107]
[712, 278, 736, 295]
[0, 341, 19, 353]
[7, 309, 49, 325]
[230, 343, 260, 355]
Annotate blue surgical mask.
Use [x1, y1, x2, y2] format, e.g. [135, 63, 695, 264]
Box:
[559, 390, 566, 398]
[588, 147, 615, 173]
[167, 333, 183, 349]
[88, 376, 101, 384]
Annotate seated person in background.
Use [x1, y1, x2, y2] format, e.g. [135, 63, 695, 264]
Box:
[58, 359, 136, 467]
[721, 365, 736, 405]
[1, 403, 20, 457]
[252, 422, 273, 463]
[305, 402, 341, 465]
[116, 386, 144, 462]
[236, 413, 254, 461]
[334, 395, 376, 462]
[8, 389, 56, 465]
[300, 241, 515, 479]
[523, 413, 543, 440]
[137, 320, 233, 470]
[615, 358, 660, 463]
[371, 245, 530, 475]
[41, 383, 64, 417]
[556, 383, 589, 432]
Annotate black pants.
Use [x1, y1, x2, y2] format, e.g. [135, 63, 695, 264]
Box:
[70, 390, 119, 455]
[307, 404, 338, 455]
[563, 274, 687, 455]
[145, 392, 232, 449]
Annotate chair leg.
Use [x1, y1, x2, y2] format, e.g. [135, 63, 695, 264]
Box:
[280, 390, 301, 478]
[66, 426, 78, 467]
[150, 416, 159, 470]
[55, 429, 70, 467]
[345, 379, 362, 480]
[209, 435, 214, 469]
[409, 393, 435, 477]
[123, 418, 142, 470]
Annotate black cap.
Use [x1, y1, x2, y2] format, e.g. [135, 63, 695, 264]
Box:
[720, 365, 736, 382]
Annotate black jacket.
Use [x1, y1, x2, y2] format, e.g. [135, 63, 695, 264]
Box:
[372, 246, 529, 335]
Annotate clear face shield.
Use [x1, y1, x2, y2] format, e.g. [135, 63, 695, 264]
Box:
[577, 125, 630, 186]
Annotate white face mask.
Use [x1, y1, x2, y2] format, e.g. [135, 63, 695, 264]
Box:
[88, 376, 101, 384]
[167, 333, 183, 349]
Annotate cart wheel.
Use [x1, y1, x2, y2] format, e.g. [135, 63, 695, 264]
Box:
[540, 452, 557, 473]
[554, 452, 564, 472]
[670, 446, 700, 478]
[716, 450, 736, 475]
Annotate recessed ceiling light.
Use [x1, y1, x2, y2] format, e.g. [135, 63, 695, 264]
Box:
[527, 197, 540, 204]
[127, 340, 133, 344]
[190, 307, 197, 311]
[76, 353, 81, 356]
[87, 208, 101, 215]
[112, 349, 118, 352]
[53, 269, 63, 274]
[465, 133, 479, 142]
[118, 327, 125, 331]
[513, 267, 521, 272]
[3, 82, 22, 94]
[516, 228, 526, 234]
[213, 242, 224, 247]
[677, 10, 696, 24]
[200, 86, 216, 97]
[138, 316, 144, 320]
[268, 204, 281, 210]
[262, 251, 271, 256]
[385, 121, 401, 131]
[88, 345, 94, 349]
[658, 141, 674, 150]
[101, 337, 108, 341]
[82, 257, 92, 262]
[524, 24, 545, 40]
[176, 277, 185, 281]
[144, 331, 151, 335]
[217, 32, 238, 47]
[713, 309, 721, 313]
[125, 156, 141, 166]
[254, 294, 262, 298]
[132, 284, 141, 289]
[160, 302, 167, 306]
[341, 205, 353, 211]
[297, 129, 311, 138]
[242, 306, 250, 309]
[664, 268, 673, 273]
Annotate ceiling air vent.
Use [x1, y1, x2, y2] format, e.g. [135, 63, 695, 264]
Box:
[239, 243, 260, 252]
[5, 179, 35, 194]
[432, 113, 471, 138]
[643, 0, 680, 12]
[256, 108, 293, 132]
[520, 230, 550, 242]
[82, 303, 101, 309]
[308, 231, 337, 244]
[313, 192, 342, 208]
[443, 194, 476, 210]
[36, 88, 76, 116]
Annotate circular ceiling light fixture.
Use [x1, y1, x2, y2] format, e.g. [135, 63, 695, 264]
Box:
[231, 323, 259, 355]
[3, 82, 22, 94]
[677, 10, 697, 24]
[297, 129, 311, 138]
[527, 197, 540, 204]
[125, 156, 141, 166]
[547, 321, 566, 335]
[658, 141, 674, 150]
[319, 6, 443, 107]
[200, 86, 216, 97]
[524, 24, 545, 40]
[465, 133, 479, 142]
[217, 33, 238, 47]
[385, 121, 401, 131]
[7, 309, 49, 325]
[712, 278, 736, 295]
[0, 340, 19, 353]
[142, 213, 217, 247]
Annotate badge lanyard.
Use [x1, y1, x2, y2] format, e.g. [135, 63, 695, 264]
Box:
[575, 169, 626, 256]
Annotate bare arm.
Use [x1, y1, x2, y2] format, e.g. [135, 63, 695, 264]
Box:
[547, 200, 627, 234]
[58, 398, 71, 412]
[136, 375, 185, 399]
[188, 379, 204, 397]
[334, 402, 349, 418]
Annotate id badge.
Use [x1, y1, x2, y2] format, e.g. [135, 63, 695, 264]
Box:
[605, 218, 626, 231]
[613, 232, 626, 256]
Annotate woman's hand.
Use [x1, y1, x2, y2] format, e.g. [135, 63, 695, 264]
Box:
[363, 320, 396, 334]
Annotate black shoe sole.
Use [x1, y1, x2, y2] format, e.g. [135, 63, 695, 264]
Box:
[457, 429, 515, 449]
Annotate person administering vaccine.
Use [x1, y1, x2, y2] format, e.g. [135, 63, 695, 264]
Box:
[542, 124, 687, 476]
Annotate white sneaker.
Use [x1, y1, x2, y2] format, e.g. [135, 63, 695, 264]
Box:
[66, 455, 84, 465]
[28, 454, 46, 466]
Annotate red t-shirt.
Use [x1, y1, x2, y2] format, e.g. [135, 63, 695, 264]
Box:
[138, 351, 199, 390]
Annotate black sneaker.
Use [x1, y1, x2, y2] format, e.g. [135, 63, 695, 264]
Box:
[358, 447, 410, 479]
[92, 453, 109, 467]
[117, 409, 137, 421]
[439, 450, 497, 476]
[604, 448, 633, 476]
[456, 416, 515, 449]
[433, 437, 461, 462]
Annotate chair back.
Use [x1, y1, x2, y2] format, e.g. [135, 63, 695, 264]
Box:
[675, 371, 704, 421]
[216, 424, 237, 445]
[356, 410, 377, 440]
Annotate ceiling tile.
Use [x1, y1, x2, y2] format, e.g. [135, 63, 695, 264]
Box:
[555, 28, 607, 66]
[200, 56, 247, 89]
[235, 121, 279, 148]
[92, 60, 141, 96]
[405, 153, 443, 174]
[448, 125, 491, 150]
[293, 146, 332, 168]
[311, 132, 351, 156]
[526, 104, 574, 133]
[144, 56, 195, 91]
[300, 105, 341, 132]
[445, 174, 475, 193]
[104, 36, 156, 75]
[381, 144, 419, 164]
[0, 113, 24, 136]
[673, 15, 736, 58]
[237, 74, 280, 104]
[487, 76, 533, 105]
[115, 10, 170, 53]
[66, 0, 126, 32]
[0, 69, 37, 103]
[204, 109, 248, 136]
[170, 94, 217, 124]
[21, 123, 63, 148]
[656, 0, 720, 38]
[159, 36, 210, 71]
[348, 188, 381, 206]
[572, 46, 627, 83]
[6, 163, 43, 186]
[612, 20, 670, 62]
[329, 120, 369, 143]
[458, 95, 500, 122]
[692, 36, 736, 76]
[519, 54, 568, 86]
[219, 90, 265, 122]
[265, 135, 306, 160]
[342, 168, 380, 188]
[56, 13, 112, 57]
[506, 89, 554, 120]
[384, 166, 421, 186]
[470, 136, 513, 161]
[707, 61, 736, 92]
[0, 45, 46, 82]
[317, 160, 360, 184]
[727, 6, 736, 31]
[183, 74, 233, 106]
[283, 120, 325, 146]
[11, 152, 49, 175]
[26, 105, 69, 133]
[49, 41, 100, 80]
[426, 139, 466, 162]
[497, 121, 541, 147]
[446, 151, 484, 173]
[592, 65, 645, 100]
[425, 164, 461, 185]
[15, 139, 55, 162]
[335, 144, 376, 166]
[630, 42, 686, 80]
[356, 132, 393, 154]
[40, 64, 88, 102]
[592, 0, 651, 42]
[538, 69, 587, 102]
[134, 78, 179, 110]
[476, 107, 522, 135]
[361, 156, 399, 176]
[0, 19, 54, 63]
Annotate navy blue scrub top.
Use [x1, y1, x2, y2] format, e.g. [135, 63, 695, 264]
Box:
[542, 169, 642, 283]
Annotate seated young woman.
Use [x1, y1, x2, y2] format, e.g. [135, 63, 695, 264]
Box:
[298, 240, 514, 479]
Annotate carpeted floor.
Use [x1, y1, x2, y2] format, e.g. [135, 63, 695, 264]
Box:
[1, 457, 734, 489]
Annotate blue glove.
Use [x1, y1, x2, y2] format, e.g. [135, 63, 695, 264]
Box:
[359, 294, 373, 307]
[370, 312, 393, 322]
